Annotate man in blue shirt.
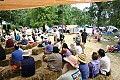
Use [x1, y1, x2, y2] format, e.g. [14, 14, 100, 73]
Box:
[44, 41, 53, 54]
[10, 44, 23, 70]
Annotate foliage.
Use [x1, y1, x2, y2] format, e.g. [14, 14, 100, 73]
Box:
[0, 4, 93, 28]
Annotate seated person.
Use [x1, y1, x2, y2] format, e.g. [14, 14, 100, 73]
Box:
[70, 43, 77, 55]
[5, 36, 14, 48]
[0, 44, 6, 60]
[60, 43, 72, 57]
[38, 41, 45, 47]
[44, 41, 53, 54]
[98, 49, 111, 76]
[10, 44, 23, 70]
[18, 35, 28, 45]
[76, 53, 89, 80]
[106, 42, 120, 52]
[88, 52, 100, 78]
[16, 33, 20, 41]
[44, 47, 62, 71]
[57, 55, 82, 80]
[54, 38, 61, 51]
[21, 50, 35, 77]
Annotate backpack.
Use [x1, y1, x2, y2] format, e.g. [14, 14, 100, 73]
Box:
[76, 37, 80, 42]
[88, 60, 100, 78]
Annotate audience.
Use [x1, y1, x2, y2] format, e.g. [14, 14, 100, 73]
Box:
[10, 44, 23, 70]
[57, 55, 82, 80]
[44, 47, 62, 71]
[88, 52, 100, 78]
[6, 36, 14, 48]
[21, 50, 35, 77]
[18, 35, 28, 45]
[44, 41, 53, 54]
[76, 53, 89, 80]
[98, 49, 111, 76]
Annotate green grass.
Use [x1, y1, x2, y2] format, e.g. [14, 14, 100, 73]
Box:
[101, 34, 117, 48]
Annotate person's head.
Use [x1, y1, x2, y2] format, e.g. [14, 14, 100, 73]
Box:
[70, 43, 76, 49]
[14, 44, 19, 50]
[64, 55, 79, 70]
[84, 28, 86, 32]
[22, 35, 25, 38]
[48, 41, 51, 44]
[22, 50, 31, 58]
[98, 49, 105, 57]
[53, 47, 59, 53]
[92, 52, 99, 60]
[57, 38, 60, 42]
[54, 29, 56, 32]
[62, 43, 69, 49]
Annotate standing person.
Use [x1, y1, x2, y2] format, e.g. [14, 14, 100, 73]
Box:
[81, 28, 88, 45]
[76, 53, 89, 80]
[60, 33, 65, 43]
[54, 29, 60, 43]
[98, 49, 111, 76]
[76, 33, 81, 43]
[57, 55, 82, 80]
[92, 27, 94, 35]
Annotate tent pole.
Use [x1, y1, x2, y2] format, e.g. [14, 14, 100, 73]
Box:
[62, 4, 64, 35]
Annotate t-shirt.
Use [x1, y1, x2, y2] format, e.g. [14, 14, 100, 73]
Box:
[76, 46, 83, 54]
[57, 69, 82, 80]
[79, 63, 89, 80]
[81, 32, 87, 40]
[54, 42, 61, 49]
[47, 53, 62, 71]
[11, 50, 23, 63]
[100, 56, 110, 75]
[46, 44, 53, 53]
[64, 49, 72, 57]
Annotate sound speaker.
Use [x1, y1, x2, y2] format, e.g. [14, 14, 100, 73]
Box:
[3, 25, 6, 30]
[7, 24, 11, 29]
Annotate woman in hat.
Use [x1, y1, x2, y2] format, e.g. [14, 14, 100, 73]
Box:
[76, 53, 89, 80]
[57, 55, 82, 80]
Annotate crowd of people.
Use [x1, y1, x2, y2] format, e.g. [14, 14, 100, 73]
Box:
[0, 28, 111, 80]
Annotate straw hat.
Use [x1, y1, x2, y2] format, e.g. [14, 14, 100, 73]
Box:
[75, 53, 86, 63]
[64, 55, 79, 68]
[22, 50, 31, 56]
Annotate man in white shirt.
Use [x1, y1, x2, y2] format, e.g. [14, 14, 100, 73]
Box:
[98, 49, 110, 76]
